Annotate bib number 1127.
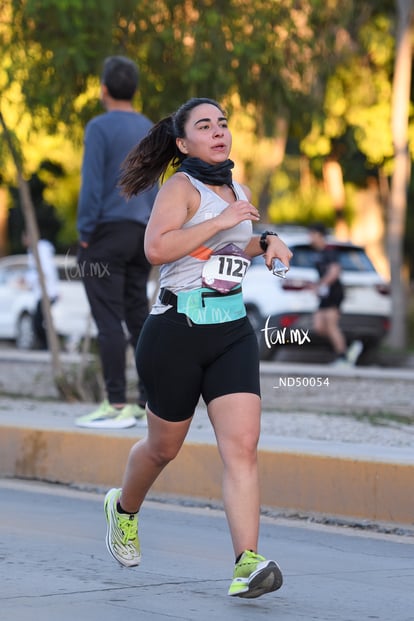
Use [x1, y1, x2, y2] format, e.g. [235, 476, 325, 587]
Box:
[217, 256, 249, 278]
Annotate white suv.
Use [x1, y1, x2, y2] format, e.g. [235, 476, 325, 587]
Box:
[0, 254, 96, 349]
[0, 253, 157, 350]
[242, 228, 391, 363]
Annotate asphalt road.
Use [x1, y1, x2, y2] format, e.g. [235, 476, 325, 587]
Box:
[1, 479, 413, 621]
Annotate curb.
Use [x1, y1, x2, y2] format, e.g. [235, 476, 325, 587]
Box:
[1, 423, 413, 527]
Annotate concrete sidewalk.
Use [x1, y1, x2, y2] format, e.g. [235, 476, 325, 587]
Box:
[1, 346, 414, 414]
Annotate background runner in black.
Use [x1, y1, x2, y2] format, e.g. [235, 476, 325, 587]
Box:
[309, 223, 347, 363]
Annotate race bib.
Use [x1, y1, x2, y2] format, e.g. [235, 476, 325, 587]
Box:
[202, 243, 251, 293]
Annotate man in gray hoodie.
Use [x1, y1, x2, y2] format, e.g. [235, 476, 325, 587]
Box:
[76, 56, 157, 429]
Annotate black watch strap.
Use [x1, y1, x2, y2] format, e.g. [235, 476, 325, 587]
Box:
[260, 230, 278, 252]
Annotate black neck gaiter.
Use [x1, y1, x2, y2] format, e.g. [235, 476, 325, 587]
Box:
[177, 157, 234, 186]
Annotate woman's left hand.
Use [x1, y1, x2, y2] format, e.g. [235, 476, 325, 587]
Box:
[263, 236, 293, 271]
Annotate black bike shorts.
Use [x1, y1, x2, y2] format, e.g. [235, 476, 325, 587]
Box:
[319, 282, 344, 309]
[319, 290, 344, 309]
[136, 308, 261, 422]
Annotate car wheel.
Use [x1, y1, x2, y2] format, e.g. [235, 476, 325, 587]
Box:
[357, 342, 379, 366]
[16, 313, 36, 350]
[246, 306, 275, 361]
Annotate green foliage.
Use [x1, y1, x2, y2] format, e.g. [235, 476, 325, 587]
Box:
[302, 10, 396, 169]
[0, 0, 413, 272]
[266, 154, 354, 226]
[9, 0, 114, 127]
[6, 0, 361, 131]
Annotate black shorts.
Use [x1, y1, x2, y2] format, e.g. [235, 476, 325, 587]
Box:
[319, 283, 344, 309]
[136, 308, 261, 422]
[319, 291, 344, 309]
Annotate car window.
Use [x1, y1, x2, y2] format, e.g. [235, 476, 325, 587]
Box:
[0, 265, 28, 284]
[289, 244, 376, 273]
[289, 246, 318, 269]
[57, 265, 82, 282]
[337, 247, 376, 272]
[53, 254, 83, 282]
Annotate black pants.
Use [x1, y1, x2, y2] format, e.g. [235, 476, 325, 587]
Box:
[78, 220, 151, 405]
[33, 297, 57, 350]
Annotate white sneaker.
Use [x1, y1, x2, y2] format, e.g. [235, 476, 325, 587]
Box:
[347, 340, 363, 365]
[75, 400, 141, 429]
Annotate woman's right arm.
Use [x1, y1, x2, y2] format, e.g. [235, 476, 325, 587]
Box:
[144, 175, 260, 265]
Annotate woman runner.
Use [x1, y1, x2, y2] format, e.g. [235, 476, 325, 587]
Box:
[104, 97, 292, 598]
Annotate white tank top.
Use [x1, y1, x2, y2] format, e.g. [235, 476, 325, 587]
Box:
[151, 173, 252, 314]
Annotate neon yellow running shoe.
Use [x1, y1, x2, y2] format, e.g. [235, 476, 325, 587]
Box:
[122, 403, 146, 420]
[75, 400, 143, 429]
[228, 550, 283, 598]
[104, 488, 141, 567]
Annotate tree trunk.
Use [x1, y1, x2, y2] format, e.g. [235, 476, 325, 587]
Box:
[387, 0, 414, 349]
[0, 187, 7, 256]
[322, 158, 349, 239]
[257, 114, 289, 221]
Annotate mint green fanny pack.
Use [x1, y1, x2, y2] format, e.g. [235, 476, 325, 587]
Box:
[176, 287, 246, 325]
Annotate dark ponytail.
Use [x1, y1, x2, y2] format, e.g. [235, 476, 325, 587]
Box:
[119, 115, 183, 197]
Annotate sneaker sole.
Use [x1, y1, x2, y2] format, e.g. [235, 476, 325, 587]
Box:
[104, 526, 141, 567]
[104, 490, 141, 568]
[234, 561, 283, 599]
[76, 417, 137, 429]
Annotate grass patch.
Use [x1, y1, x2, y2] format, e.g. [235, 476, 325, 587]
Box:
[348, 411, 414, 426]
[319, 409, 414, 427]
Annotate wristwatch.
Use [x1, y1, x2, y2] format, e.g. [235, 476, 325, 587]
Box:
[259, 230, 278, 252]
